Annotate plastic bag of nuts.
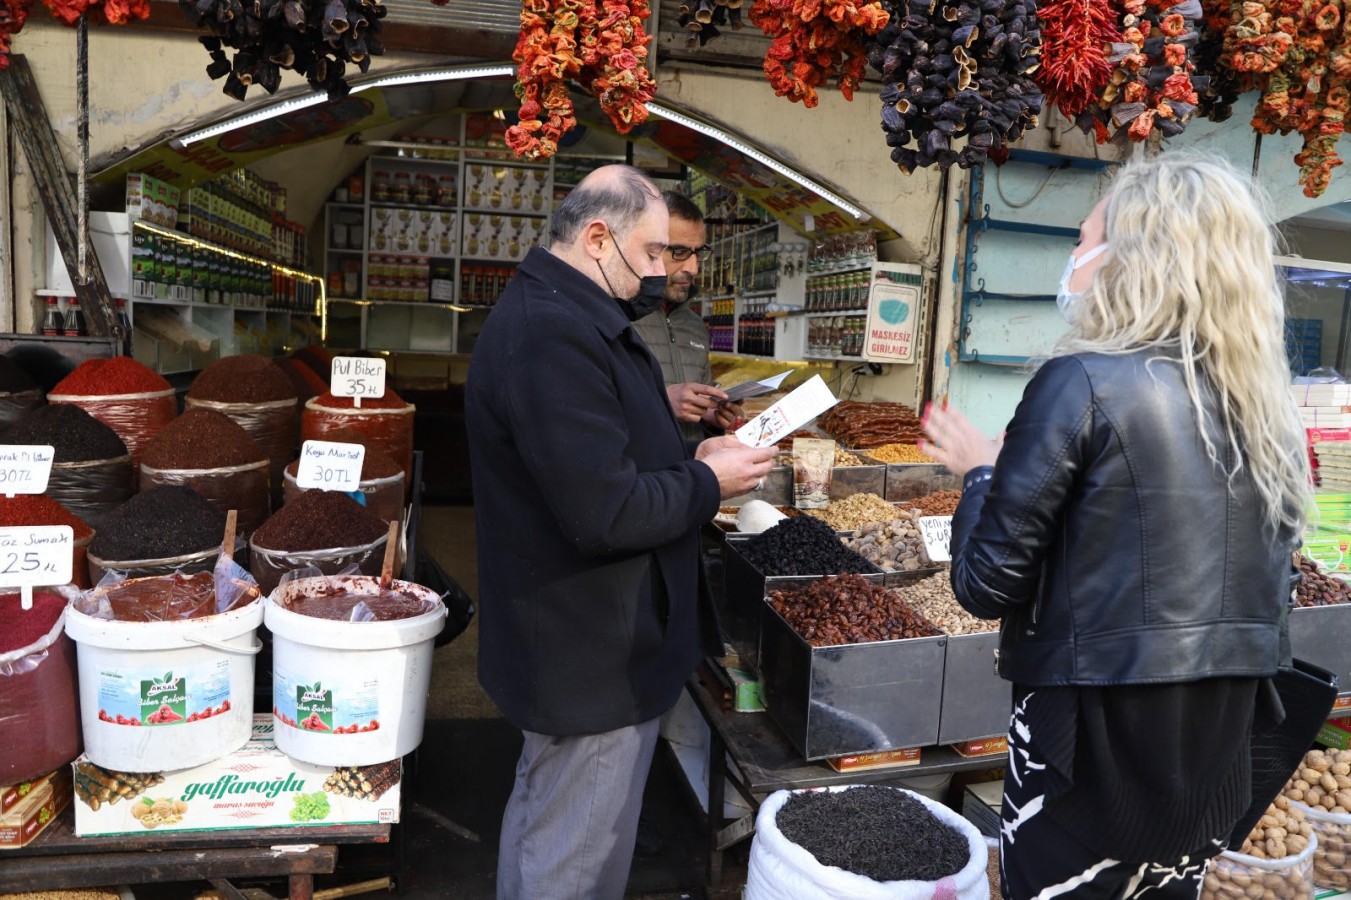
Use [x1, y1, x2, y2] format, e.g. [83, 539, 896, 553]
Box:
[1283, 748, 1351, 888]
[1298, 802, 1351, 889]
[1201, 833, 1317, 900]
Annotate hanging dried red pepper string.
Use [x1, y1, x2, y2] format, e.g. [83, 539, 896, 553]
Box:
[506, 0, 657, 159]
[0, 0, 33, 69]
[749, 0, 889, 107]
[1034, 0, 1120, 120]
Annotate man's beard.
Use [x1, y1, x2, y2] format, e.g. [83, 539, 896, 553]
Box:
[665, 280, 693, 304]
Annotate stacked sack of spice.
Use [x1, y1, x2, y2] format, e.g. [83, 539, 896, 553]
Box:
[0, 355, 43, 429]
[4, 403, 133, 529]
[282, 427, 405, 523]
[0, 494, 94, 589]
[185, 354, 299, 507]
[302, 388, 415, 499]
[48, 357, 175, 476]
[86, 486, 229, 583]
[0, 587, 82, 786]
[139, 409, 271, 537]
[249, 489, 392, 594]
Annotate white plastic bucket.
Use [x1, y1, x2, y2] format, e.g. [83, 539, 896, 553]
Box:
[64, 588, 263, 773]
[264, 574, 447, 766]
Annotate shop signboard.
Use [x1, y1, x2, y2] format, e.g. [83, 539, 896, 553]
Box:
[863, 262, 925, 364]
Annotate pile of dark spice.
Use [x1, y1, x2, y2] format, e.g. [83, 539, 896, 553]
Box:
[311, 388, 410, 410]
[0, 495, 92, 541]
[188, 354, 298, 404]
[51, 357, 171, 395]
[90, 487, 227, 561]
[253, 489, 388, 551]
[5, 404, 128, 462]
[285, 428, 402, 481]
[740, 515, 876, 576]
[141, 409, 267, 469]
[0, 591, 67, 653]
[776, 787, 970, 882]
[0, 356, 36, 393]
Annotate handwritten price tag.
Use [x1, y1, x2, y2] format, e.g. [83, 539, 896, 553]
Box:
[0, 445, 55, 496]
[917, 516, 953, 563]
[330, 357, 386, 408]
[295, 440, 365, 491]
[0, 525, 74, 609]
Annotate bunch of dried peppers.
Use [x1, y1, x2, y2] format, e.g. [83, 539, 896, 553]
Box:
[1033, 0, 1119, 120]
[750, 0, 890, 107]
[179, 0, 386, 100]
[0, 0, 32, 69]
[0, 0, 148, 69]
[505, 0, 657, 159]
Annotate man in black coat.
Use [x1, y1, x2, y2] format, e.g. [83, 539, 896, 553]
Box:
[466, 165, 774, 900]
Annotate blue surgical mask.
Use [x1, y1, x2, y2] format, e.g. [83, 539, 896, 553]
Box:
[1056, 242, 1109, 323]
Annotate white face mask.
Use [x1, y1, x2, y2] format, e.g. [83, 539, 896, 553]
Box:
[1056, 242, 1109, 323]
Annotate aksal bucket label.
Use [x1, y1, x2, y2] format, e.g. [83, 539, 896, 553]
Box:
[94, 660, 232, 727]
[273, 668, 381, 735]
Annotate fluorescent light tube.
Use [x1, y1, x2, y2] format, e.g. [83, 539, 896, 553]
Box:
[644, 101, 869, 221]
[171, 93, 331, 148]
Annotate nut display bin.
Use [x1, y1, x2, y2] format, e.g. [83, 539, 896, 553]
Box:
[722, 467, 792, 507]
[759, 597, 946, 761]
[721, 539, 884, 664]
[872, 461, 961, 502]
[937, 631, 1011, 745]
[1290, 603, 1351, 702]
[824, 463, 886, 501]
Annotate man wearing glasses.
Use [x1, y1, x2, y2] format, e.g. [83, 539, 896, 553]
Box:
[632, 192, 742, 441]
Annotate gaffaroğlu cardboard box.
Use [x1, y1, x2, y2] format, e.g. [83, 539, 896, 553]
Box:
[73, 716, 401, 836]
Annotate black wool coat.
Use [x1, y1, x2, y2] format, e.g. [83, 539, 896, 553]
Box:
[466, 247, 722, 736]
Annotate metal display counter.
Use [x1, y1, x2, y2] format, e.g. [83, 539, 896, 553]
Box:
[0, 804, 390, 899]
[679, 667, 1000, 891]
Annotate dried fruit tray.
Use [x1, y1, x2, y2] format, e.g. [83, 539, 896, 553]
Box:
[759, 595, 946, 761]
[875, 462, 962, 503]
[1290, 602, 1351, 703]
[937, 631, 1011, 746]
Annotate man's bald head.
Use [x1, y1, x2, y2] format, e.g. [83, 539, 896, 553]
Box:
[549, 165, 663, 249]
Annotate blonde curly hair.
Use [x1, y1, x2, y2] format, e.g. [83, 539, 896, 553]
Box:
[1056, 152, 1310, 536]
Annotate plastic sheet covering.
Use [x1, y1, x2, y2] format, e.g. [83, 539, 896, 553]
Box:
[275, 566, 442, 622]
[186, 396, 298, 507]
[282, 468, 405, 523]
[87, 543, 223, 585]
[75, 554, 259, 622]
[1, 585, 82, 783]
[49, 389, 176, 471]
[1201, 834, 1317, 899]
[47, 455, 135, 531]
[250, 532, 391, 597]
[302, 399, 415, 499]
[1295, 800, 1351, 891]
[140, 459, 270, 538]
[0, 388, 44, 430]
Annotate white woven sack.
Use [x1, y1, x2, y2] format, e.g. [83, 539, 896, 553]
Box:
[746, 784, 990, 899]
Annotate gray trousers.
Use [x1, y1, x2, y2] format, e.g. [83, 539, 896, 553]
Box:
[496, 717, 661, 900]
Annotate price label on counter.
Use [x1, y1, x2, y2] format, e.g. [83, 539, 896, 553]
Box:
[296, 440, 365, 491]
[330, 356, 387, 408]
[0, 445, 54, 496]
[918, 516, 953, 563]
[0, 525, 74, 609]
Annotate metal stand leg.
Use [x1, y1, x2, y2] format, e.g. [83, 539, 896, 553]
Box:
[706, 726, 727, 891]
[288, 873, 314, 900]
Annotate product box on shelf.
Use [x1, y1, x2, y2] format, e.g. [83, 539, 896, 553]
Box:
[825, 747, 922, 772]
[1305, 532, 1351, 572]
[126, 172, 181, 229]
[1319, 716, 1351, 751]
[1, 770, 60, 815]
[72, 716, 401, 837]
[0, 768, 72, 849]
[950, 735, 1008, 758]
[759, 596, 945, 761]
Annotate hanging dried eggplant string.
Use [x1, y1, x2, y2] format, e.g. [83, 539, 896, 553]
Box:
[864, 0, 1043, 172]
[179, 0, 386, 101]
[1082, 0, 1207, 141]
[506, 0, 657, 160]
[679, 0, 744, 48]
[1193, 0, 1243, 119]
[749, 0, 890, 108]
[1034, 0, 1121, 120]
[1241, 0, 1350, 196]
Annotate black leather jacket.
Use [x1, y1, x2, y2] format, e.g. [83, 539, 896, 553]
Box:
[950, 350, 1298, 686]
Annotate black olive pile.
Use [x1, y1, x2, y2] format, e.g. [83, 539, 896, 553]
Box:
[740, 515, 877, 577]
[777, 786, 971, 882]
[178, 0, 387, 101]
[864, 0, 1043, 172]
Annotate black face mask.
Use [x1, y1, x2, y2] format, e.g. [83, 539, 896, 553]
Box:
[597, 229, 668, 321]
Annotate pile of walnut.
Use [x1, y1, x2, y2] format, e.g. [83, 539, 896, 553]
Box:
[843, 512, 940, 571]
[1203, 798, 1312, 899]
[804, 492, 900, 531]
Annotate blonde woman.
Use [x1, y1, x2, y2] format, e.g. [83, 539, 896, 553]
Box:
[922, 154, 1310, 898]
